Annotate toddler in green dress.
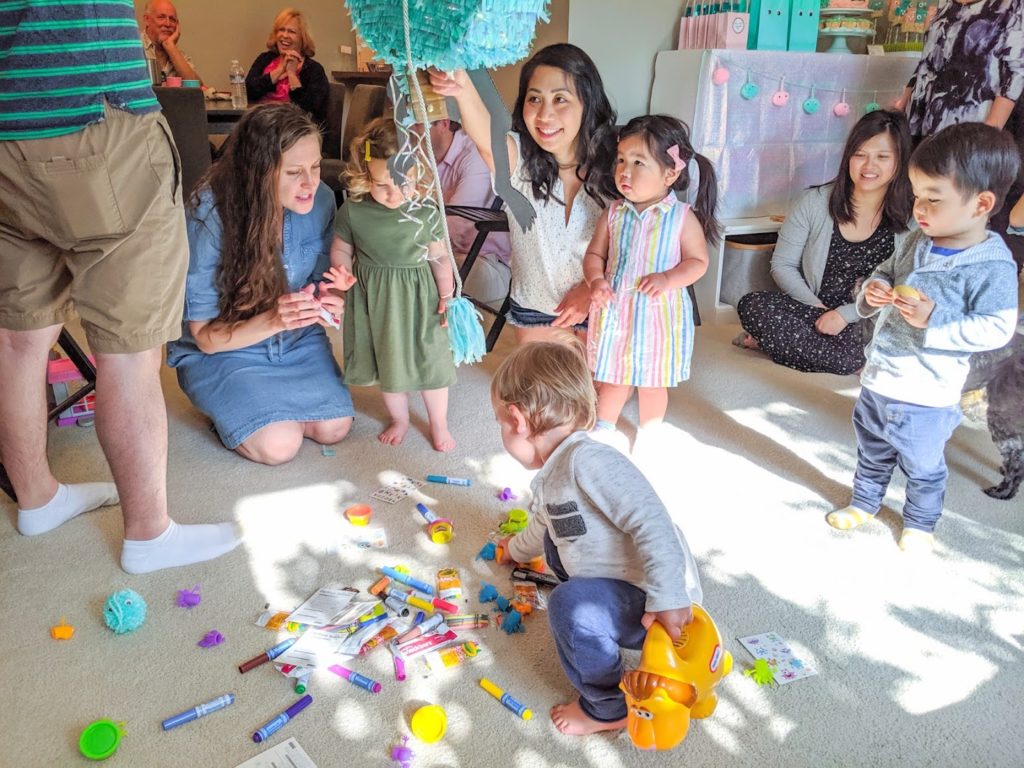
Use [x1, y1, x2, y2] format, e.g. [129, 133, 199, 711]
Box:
[323, 117, 458, 451]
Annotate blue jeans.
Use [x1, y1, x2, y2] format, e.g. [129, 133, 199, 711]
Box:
[507, 298, 587, 331]
[543, 534, 647, 722]
[851, 388, 961, 533]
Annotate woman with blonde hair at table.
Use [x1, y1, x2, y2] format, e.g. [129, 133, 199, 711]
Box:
[245, 8, 328, 126]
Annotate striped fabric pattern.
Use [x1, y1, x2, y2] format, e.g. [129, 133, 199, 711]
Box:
[587, 195, 695, 387]
[0, 0, 158, 140]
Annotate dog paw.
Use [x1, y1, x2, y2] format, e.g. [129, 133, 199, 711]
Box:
[983, 482, 1019, 500]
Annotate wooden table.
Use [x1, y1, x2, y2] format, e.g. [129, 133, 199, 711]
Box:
[204, 101, 245, 135]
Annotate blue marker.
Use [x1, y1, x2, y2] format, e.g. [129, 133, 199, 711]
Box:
[252, 694, 312, 743]
[238, 636, 298, 673]
[162, 693, 235, 731]
[426, 474, 471, 486]
[380, 565, 434, 595]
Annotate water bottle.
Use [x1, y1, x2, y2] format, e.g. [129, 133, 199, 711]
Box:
[229, 60, 247, 109]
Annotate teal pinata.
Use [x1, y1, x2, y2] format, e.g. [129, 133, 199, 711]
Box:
[344, 0, 549, 72]
[104, 589, 148, 634]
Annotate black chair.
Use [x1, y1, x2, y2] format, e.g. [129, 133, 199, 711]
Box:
[321, 82, 346, 204]
[341, 84, 387, 160]
[0, 329, 96, 502]
[446, 199, 511, 352]
[153, 86, 212, 199]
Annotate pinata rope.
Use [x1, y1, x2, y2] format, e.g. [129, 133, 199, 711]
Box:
[401, 0, 463, 299]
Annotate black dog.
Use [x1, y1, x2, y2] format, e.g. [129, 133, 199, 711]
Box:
[965, 330, 1024, 499]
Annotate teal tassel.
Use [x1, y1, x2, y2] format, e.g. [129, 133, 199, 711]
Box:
[446, 296, 486, 365]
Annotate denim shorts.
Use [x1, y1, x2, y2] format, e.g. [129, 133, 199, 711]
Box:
[507, 298, 587, 330]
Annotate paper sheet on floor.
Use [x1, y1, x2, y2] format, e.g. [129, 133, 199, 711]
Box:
[234, 738, 317, 767]
[738, 631, 818, 684]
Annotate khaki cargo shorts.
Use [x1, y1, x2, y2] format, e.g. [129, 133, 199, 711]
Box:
[0, 104, 188, 353]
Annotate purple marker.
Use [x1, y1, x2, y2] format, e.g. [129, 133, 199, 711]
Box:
[251, 694, 312, 743]
[329, 664, 382, 693]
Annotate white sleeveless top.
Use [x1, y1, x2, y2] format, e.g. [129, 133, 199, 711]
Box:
[505, 132, 605, 315]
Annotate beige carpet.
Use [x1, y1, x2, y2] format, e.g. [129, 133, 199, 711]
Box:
[1, 322, 1022, 768]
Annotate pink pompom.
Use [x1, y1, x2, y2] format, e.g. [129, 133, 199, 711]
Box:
[712, 67, 730, 86]
[771, 90, 790, 107]
[833, 102, 850, 117]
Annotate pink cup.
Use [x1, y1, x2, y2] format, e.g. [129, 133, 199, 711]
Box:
[164, 76, 182, 87]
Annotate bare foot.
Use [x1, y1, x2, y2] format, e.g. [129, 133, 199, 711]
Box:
[550, 699, 626, 736]
[430, 424, 456, 452]
[378, 420, 409, 446]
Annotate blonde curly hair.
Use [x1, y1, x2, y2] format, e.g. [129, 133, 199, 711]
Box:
[342, 116, 400, 202]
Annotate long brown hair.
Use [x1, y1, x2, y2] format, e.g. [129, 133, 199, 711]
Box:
[827, 109, 912, 232]
[190, 102, 321, 327]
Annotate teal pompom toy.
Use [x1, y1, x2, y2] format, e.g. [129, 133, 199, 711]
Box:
[344, 0, 549, 72]
[104, 589, 147, 634]
[446, 296, 486, 365]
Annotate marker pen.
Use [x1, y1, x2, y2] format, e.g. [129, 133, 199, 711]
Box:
[394, 612, 445, 644]
[329, 664, 382, 693]
[251, 694, 312, 743]
[294, 672, 311, 695]
[380, 566, 434, 595]
[161, 693, 235, 731]
[425, 475, 471, 486]
[409, 589, 459, 614]
[384, 595, 410, 617]
[239, 636, 298, 674]
[385, 586, 434, 614]
[480, 678, 533, 720]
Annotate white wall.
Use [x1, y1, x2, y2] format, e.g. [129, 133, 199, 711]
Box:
[568, 0, 684, 122]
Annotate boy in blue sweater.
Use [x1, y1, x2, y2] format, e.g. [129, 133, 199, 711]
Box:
[828, 123, 1020, 552]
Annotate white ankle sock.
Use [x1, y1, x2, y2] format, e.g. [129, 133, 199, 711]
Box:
[17, 482, 119, 536]
[121, 520, 242, 575]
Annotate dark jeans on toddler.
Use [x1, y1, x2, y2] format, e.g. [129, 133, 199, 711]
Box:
[543, 533, 648, 722]
[851, 387, 961, 533]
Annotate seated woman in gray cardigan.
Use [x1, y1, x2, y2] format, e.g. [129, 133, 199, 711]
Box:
[735, 111, 913, 375]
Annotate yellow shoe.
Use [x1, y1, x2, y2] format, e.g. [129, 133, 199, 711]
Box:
[899, 528, 935, 553]
[826, 506, 874, 530]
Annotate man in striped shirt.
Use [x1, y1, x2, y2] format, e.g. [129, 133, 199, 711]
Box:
[0, 0, 240, 574]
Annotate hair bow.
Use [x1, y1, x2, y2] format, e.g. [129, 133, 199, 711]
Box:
[666, 144, 686, 172]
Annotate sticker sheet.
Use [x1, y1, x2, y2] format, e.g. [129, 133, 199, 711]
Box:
[738, 631, 818, 684]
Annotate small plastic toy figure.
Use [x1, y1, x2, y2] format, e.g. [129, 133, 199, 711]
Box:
[50, 617, 75, 640]
[390, 736, 414, 768]
[743, 658, 777, 687]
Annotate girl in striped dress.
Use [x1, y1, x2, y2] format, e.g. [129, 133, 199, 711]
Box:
[583, 115, 719, 430]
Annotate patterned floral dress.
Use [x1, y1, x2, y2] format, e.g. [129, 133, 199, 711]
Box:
[587, 195, 696, 387]
[737, 223, 894, 375]
[906, 0, 1024, 138]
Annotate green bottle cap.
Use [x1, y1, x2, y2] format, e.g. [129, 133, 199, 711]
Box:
[79, 719, 123, 761]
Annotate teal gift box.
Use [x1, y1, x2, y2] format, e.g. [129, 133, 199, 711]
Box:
[747, 0, 791, 50]
[787, 0, 819, 51]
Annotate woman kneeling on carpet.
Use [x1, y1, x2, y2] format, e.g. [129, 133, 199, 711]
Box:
[734, 110, 914, 375]
[167, 103, 354, 465]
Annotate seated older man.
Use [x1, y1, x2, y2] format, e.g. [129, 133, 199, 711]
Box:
[429, 118, 511, 308]
[141, 0, 201, 84]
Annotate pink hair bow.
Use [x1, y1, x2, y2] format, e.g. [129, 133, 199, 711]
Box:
[667, 144, 686, 172]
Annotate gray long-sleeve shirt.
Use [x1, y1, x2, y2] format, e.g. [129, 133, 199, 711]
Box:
[856, 229, 1019, 406]
[507, 432, 703, 613]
